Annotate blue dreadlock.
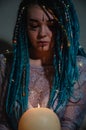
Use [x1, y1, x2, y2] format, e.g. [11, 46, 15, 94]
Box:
[6, 4, 30, 129]
[6, 0, 81, 129]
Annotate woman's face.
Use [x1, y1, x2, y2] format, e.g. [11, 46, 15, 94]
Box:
[27, 5, 55, 52]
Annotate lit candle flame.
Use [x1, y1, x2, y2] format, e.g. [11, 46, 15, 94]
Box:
[38, 104, 40, 108]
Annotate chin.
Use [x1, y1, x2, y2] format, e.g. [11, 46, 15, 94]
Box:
[38, 46, 52, 52]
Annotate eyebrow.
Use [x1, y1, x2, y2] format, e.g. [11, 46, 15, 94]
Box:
[28, 19, 38, 22]
[28, 18, 55, 22]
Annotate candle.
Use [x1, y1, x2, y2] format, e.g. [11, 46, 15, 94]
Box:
[18, 107, 61, 130]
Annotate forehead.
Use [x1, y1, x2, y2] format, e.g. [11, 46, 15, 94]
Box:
[27, 5, 54, 21]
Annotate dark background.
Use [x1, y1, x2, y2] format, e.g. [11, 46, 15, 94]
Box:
[0, 0, 86, 51]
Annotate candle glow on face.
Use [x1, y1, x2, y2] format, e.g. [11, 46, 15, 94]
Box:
[18, 107, 61, 130]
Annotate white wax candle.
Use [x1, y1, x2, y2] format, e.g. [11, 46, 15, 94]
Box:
[18, 107, 61, 130]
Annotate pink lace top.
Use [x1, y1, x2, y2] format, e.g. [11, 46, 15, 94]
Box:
[0, 54, 86, 130]
[28, 64, 54, 108]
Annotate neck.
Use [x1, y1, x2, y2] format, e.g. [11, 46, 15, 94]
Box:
[29, 49, 54, 66]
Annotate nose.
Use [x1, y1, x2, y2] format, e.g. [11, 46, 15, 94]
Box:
[38, 25, 48, 38]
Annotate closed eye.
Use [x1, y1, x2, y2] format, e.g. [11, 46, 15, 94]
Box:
[27, 19, 40, 30]
[28, 22, 40, 30]
[29, 23, 39, 28]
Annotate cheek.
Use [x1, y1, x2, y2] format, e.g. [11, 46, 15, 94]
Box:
[51, 33, 55, 44]
[48, 29, 55, 42]
[27, 31, 37, 43]
[50, 41, 55, 49]
[50, 34, 55, 49]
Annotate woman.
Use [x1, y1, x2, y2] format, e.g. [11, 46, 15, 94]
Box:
[0, 0, 86, 130]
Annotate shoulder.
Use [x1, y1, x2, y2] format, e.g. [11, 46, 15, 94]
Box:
[77, 55, 86, 73]
[70, 56, 86, 104]
[76, 56, 86, 86]
[0, 49, 13, 64]
[0, 41, 13, 64]
[0, 50, 13, 77]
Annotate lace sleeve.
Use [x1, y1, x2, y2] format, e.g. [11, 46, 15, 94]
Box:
[61, 56, 86, 130]
[0, 54, 7, 108]
[0, 53, 13, 130]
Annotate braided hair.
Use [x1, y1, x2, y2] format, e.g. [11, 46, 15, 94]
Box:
[6, 0, 80, 129]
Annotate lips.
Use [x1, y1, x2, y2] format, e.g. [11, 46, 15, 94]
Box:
[37, 41, 49, 46]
